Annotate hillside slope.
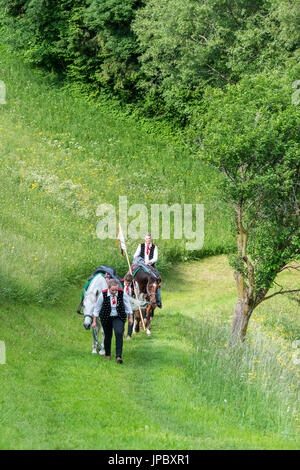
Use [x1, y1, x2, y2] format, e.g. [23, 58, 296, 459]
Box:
[0, 38, 299, 451]
[0, 45, 233, 303]
[0, 256, 299, 449]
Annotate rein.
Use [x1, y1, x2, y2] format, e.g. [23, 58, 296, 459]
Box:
[92, 327, 103, 351]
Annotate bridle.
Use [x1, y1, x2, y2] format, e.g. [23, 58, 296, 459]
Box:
[146, 280, 159, 304]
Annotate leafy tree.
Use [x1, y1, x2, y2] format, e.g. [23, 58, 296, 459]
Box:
[0, 0, 86, 71]
[0, 0, 143, 100]
[4, 0, 28, 16]
[196, 72, 300, 340]
[133, 0, 299, 123]
[84, 0, 143, 98]
[1, 0, 298, 119]
[133, 0, 263, 118]
[227, 0, 300, 75]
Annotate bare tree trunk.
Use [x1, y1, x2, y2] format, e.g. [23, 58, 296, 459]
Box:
[230, 201, 254, 342]
[230, 297, 251, 341]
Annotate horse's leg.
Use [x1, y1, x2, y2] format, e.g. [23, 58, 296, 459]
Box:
[92, 318, 98, 354]
[99, 320, 106, 355]
[133, 272, 148, 332]
[148, 306, 156, 334]
[132, 309, 137, 334]
[135, 310, 140, 333]
[145, 305, 152, 336]
[92, 317, 104, 354]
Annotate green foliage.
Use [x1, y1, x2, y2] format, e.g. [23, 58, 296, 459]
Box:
[1, 0, 298, 124]
[227, 0, 300, 75]
[196, 71, 300, 299]
[0, 0, 143, 101]
[132, 0, 299, 123]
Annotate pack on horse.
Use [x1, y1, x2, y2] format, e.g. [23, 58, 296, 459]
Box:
[130, 264, 161, 336]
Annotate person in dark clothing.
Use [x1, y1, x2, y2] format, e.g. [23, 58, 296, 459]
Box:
[91, 279, 133, 363]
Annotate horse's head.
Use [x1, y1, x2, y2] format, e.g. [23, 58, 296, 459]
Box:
[146, 276, 160, 307]
[83, 290, 99, 329]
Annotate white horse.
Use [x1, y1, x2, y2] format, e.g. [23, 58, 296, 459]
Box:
[83, 273, 107, 355]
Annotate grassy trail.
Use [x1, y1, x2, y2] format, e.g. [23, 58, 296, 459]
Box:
[0, 44, 299, 450]
[0, 256, 299, 449]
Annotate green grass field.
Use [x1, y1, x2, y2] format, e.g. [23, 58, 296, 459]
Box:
[0, 42, 233, 305]
[0, 257, 299, 449]
[0, 43, 299, 450]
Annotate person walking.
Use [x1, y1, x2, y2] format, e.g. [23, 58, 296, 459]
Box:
[91, 279, 133, 364]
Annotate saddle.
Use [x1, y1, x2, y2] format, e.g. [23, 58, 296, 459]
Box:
[131, 263, 161, 283]
[77, 265, 122, 314]
[149, 265, 162, 282]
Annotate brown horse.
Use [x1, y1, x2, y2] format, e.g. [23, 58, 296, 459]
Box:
[130, 267, 161, 336]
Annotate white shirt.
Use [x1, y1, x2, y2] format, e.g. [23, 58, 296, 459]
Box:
[133, 243, 158, 265]
[93, 290, 133, 318]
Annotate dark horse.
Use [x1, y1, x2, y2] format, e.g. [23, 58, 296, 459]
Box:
[130, 267, 161, 336]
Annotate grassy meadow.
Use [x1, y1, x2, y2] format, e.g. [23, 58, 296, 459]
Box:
[0, 42, 233, 304]
[0, 256, 299, 449]
[0, 42, 299, 449]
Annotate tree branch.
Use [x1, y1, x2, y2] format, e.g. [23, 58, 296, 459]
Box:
[206, 64, 235, 84]
[244, 195, 262, 215]
[221, 166, 236, 182]
[190, 35, 208, 44]
[262, 288, 300, 302]
[279, 265, 300, 273]
[226, 5, 242, 27]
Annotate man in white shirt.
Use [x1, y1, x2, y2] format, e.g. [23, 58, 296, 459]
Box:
[133, 233, 158, 267]
[91, 279, 133, 364]
[133, 233, 162, 308]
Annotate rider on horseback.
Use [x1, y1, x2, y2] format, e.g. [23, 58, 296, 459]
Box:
[133, 233, 162, 308]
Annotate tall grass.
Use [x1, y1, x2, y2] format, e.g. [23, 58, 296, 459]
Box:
[165, 256, 299, 443]
[190, 319, 298, 435]
[0, 41, 234, 304]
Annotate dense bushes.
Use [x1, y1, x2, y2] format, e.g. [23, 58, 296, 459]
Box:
[1, 0, 144, 101]
[0, 0, 298, 125]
